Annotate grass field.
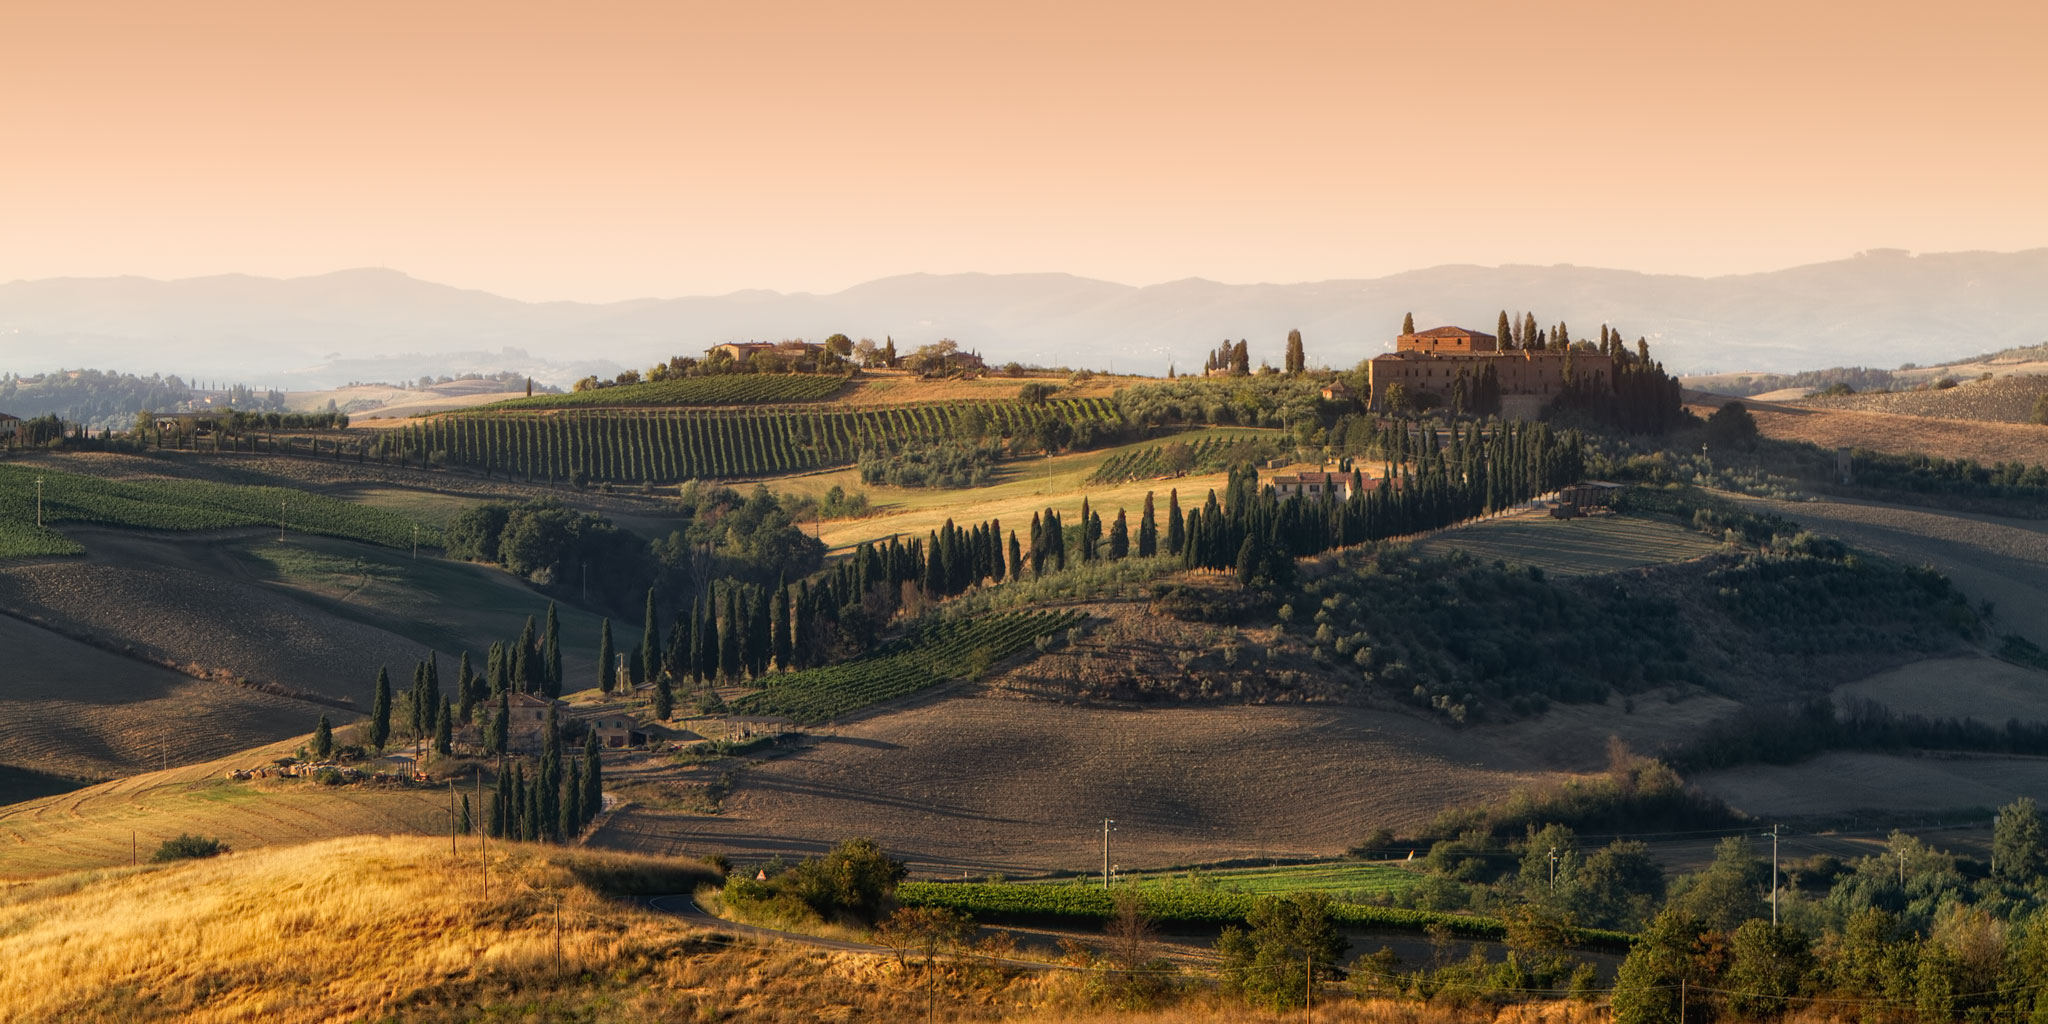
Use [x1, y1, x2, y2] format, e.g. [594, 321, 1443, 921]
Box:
[1036, 860, 1423, 901]
[781, 433, 1246, 553]
[1412, 509, 1720, 575]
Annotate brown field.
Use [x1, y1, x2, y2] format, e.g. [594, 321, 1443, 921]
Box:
[1836, 654, 2048, 722]
[1791, 373, 2048, 424]
[0, 738, 459, 879]
[834, 368, 1142, 406]
[0, 528, 612, 706]
[589, 688, 1578, 877]
[0, 615, 333, 786]
[1686, 396, 2048, 464]
[1693, 750, 2048, 819]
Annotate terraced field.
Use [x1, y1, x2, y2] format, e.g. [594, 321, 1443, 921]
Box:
[479, 373, 849, 410]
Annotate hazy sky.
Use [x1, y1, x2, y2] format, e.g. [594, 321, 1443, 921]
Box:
[3, 0, 2043, 302]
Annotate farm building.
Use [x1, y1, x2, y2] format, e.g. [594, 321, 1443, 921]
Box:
[1270, 470, 1359, 501]
[1319, 380, 1354, 402]
[1368, 326, 1612, 420]
[0, 412, 18, 440]
[709, 341, 822, 363]
[585, 711, 650, 749]
[457, 692, 565, 755]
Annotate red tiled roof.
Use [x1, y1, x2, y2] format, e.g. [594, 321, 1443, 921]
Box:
[1411, 326, 1497, 341]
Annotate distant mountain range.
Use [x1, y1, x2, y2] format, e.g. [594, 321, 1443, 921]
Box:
[3, 249, 2044, 389]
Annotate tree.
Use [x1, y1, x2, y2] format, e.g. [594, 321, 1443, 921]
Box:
[1611, 908, 1711, 1024]
[640, 588, 659, 683]
[596, 617, 615, 696]
[1108, 509, 1129, 559]
[1669, 835, 1768, 932]
[2033, 392, 2048, 426]
[543, 602, 562, 697]
[1166, 490, 1184, 555]
[1725, 920, 1813, 1019]
[653, 674, 674, 721]
[490, 691, 510, 755]
[1231, 340, 1250, 376]
[312, 715, 333, 760]
[1216, 892, 1349, 1010]
[370, 667, 392, 750]
[1401, 312, 1415, 335]
[583, 731, 604, 821]
[459, 794, 472, 835]
[1284, 329, 1305, 375]
[434, 695, 453, 756]
[1993, 796, 2046, 883]
[1136, 492, 1157, 557]
[1497, 310, 1513, 350]
[1704, 401, 1760, 451]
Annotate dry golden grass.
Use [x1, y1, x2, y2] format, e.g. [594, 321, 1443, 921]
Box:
[0, 831, 1624, 1024]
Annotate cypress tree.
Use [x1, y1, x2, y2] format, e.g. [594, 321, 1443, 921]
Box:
[515, 615, 538, 691]
[653, 673, 674, 720]
[1109, 509, 1129, 559]
[720, 588, 742, 680]
[313, 715, 333, 760]
[370, 667, 392, 750]
[1402, 312, 1415, 335]
[489, 766, 510, 838]
[543, 602, 562, 697]
[459, 794, 472, 836]
[1138, 492, 1157, 557]
[1008, 530, 1023, 580]
[747, 587, 770, 677]
[435, 695, 453, 756]
[1166, 489, 1185, 555]
[487, 642, 508, 697]
[1498, 310, 1513, 350]
[770, 580, 791, 671]
[1078, 498, 1094, 562]
[1285, 328, 1304, 374]
[490, 691, 510, 755]
[563, 759, 583, 837]
[596, 617, 615, 696]
[583, 731, 603, 821]
[699, 596, 719, 680]
[456, 650, 476, 724]
[640, 588, 658, 683]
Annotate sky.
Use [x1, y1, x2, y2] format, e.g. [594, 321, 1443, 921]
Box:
[2, 0, 2044, 302]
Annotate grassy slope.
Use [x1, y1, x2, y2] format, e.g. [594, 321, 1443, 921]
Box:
[785, 430, 1273, 553]
[1412, 509, 1721, 576]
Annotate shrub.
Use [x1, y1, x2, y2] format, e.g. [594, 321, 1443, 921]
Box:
[152, 834, 230, 862]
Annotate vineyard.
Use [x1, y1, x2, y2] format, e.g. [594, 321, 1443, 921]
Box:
[0, 464, 433, 558]
[730, 610, 1082, 723]
[387, 398, 1124, 484]
[478, 374, 849, 410]
[894, 880, 1633, 949]
[1088, 429, 1284, 484]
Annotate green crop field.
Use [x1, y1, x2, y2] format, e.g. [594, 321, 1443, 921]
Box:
[0, 464, 437, 558]
[1088, 429, 1284, 484]
[1062, 861, 1424, 901]
[478, 373, 850, 410]
[382, 398, 1124, 485]
[1412, 510, 1720, 576]
[730, 610, 1082, 723]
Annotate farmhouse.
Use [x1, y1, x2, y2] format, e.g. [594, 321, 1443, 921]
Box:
[487, 692, 564, 755]
[710, 341, 823, 364]
[585, 711, 650, 749]
[0, 413, 18, 440]
[1270, 470, 1357, 500]
[1368, 326, 1613, 420]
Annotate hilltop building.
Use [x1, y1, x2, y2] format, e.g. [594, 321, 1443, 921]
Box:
[709, 341, 823, 364]
[1368, 326, 1612, 420]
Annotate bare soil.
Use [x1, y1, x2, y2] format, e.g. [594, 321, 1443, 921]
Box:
[1694, 751, 2048, 818]
[1836, 655, 2048, 722]
[0, 614, 333, 783]
[1791, 373, 2048, 424]
[588, 693, 1562, 876]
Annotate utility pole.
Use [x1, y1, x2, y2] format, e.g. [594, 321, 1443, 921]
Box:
[279, 498, 287, 542]
[34, 476, 44, 527]
[1549, 847, 1558, 891]
[1305, 949, 1313, 1024]
[479, 770, 488, 903]
[449, 779, 457, 854]
[1102, 819, 1116, 888]
[1770, 824, 1780, 926]
[413, 524, 420, 560]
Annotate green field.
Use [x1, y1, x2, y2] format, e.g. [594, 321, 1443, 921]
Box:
[731, 610, 1082, 723]
[1084, 860, 1424, 901]
[0, 463, 437, 558]
[1088, 429, 1283, 484]
[1412, 510, 1720, 576]
[478, 373, 850, 410]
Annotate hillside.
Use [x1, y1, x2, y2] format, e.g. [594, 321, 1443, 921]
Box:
[9, 250, 2048, 385]
[1790, 373, 2048, 423]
